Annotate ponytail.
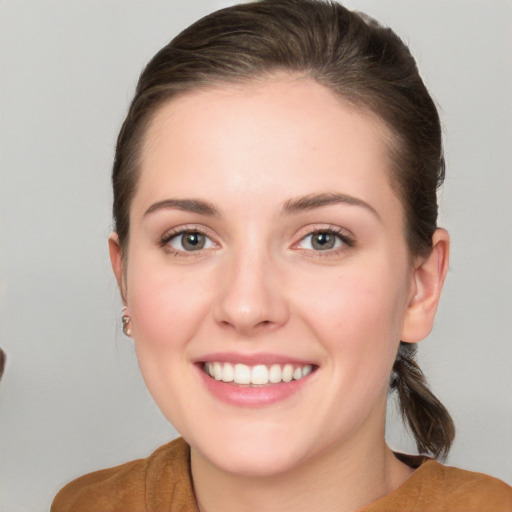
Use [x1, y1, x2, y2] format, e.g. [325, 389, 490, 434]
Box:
[390, 342, 455, 460]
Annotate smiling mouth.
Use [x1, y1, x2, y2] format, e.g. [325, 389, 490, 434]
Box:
[202, 362, 316, 386]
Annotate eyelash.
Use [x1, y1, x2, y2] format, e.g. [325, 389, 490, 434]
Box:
[294, 227, 355, 256]
[159, 226, 355, 257]
[160, 227, 216, 256]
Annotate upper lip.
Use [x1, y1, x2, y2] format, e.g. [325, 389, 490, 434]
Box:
[194, 352, 317, 366]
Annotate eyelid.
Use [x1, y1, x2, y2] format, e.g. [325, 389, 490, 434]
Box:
[159, 225, 220, 253]
[158, 223, 354, 256]
[291, 225, 356, 253]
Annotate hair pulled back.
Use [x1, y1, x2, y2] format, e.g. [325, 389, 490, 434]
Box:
[112, 0, 454, 458]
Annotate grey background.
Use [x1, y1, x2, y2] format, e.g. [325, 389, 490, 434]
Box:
[0, 1, 511, 510]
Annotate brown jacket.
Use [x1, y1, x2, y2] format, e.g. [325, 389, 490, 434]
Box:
[52, 437, 512, 512]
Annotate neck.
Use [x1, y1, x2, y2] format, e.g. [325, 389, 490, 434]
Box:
[190, 420, 413, 512]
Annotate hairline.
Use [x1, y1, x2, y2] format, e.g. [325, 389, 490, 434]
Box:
[119, 71, 416, 258]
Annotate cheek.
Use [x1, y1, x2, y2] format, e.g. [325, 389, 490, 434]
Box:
[125, 258, 213, 356]
[295, 260, 409, 371]
[124, 261, 216, 422]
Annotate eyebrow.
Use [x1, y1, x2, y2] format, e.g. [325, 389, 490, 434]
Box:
[144, 198, 219, 217]
[143, 193, 379, 219]
[281, 192, 380, 219]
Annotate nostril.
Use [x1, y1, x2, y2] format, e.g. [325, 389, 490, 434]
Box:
[256, 320, 273, 329]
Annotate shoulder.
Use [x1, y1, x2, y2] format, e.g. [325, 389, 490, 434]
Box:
[51, 437, 195, 512]
[367, 457, 512, 512]
[432, 461, 512, 494]
[424, 461, 512, 510]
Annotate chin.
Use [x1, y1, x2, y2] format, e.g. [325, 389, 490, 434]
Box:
[187, 422, 312, 478]
[199, 443, 304, 478]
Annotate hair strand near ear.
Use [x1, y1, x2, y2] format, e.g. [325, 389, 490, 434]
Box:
[391, 342, 455, 460]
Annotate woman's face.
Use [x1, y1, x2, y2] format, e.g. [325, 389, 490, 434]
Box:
[114, 77, 419, 476]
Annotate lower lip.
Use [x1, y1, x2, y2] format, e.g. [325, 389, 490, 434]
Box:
[197, 365, 313, 407]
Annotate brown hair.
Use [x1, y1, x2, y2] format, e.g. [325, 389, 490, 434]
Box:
[112, 0, 454, 458]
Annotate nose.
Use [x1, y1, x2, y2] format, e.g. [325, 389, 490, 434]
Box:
[214, 247, 290, 337]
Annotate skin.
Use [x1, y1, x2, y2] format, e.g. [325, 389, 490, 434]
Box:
[110, 76, 449, 512]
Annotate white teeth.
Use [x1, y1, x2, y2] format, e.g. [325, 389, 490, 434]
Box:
[222, 363, 234, 382]
[282, 364, 293, 382]
[213, 362, 222, 381]
[302, 364, 313, 377]
[251, 365, 269, 385]
[269, 364, 282, 383]
[203, 362, 314, 385]
[234, 364, 251, 384]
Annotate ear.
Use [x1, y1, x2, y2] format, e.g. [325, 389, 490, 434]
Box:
[108, 232, 127, 304]
[401, 228, 449, 343]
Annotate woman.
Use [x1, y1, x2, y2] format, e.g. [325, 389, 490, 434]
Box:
[52, 0, 512, 510]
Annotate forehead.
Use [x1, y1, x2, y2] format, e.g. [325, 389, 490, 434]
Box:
[144, 76, 393, 152]
[135, 76, 401, 220]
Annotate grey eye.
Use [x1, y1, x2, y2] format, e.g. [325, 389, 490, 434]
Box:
[298, 231, 343, 251]
[169, 231, 213, 251]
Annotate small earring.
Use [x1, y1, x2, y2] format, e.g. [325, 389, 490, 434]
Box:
[121, 307, 132, 337]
